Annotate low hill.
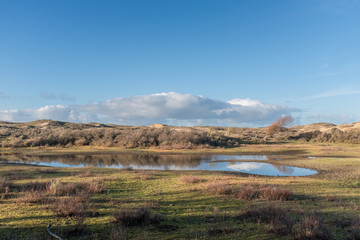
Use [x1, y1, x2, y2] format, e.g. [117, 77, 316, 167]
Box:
[0, 120, 359, 149]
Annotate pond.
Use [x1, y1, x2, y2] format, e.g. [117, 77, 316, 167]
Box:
[0, 153, 318, 177]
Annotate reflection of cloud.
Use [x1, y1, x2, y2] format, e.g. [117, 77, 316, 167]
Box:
[227, 162, 265, 171]
[272, 164, 294, 174]
[0, 92, 296, 126]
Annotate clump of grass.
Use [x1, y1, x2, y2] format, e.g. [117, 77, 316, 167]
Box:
[112, 207, 163, 227]
[260, 186, 293, 201]
[16, 191, 47, 204]
[133, 171, 154, 180]
[234, 185, 260, 200]
[297, 214, 333, 240]
[110, 226, 128, 240]
[240, 203, 295, 235]
[53, 192, 90, 218]
[326, 195, 340, 202]
[207, 182, 234, 195]
[179, 175, 203, 184]
[22, 181, 50, 192]
[84, 178, 106, 194]
[207, 224, 236, 237]
[48, 180, 78, 196]
[0, 177, 11, 192]
[0, 177, 11, 200]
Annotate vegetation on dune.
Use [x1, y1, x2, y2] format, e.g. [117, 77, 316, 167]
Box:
[0, 119, 360, 150]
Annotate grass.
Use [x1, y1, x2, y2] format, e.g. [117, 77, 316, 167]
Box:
[0, 143, 359, 239]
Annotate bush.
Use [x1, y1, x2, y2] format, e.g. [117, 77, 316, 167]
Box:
[260, 186, 293, 201]
[297, 214, 333, 240]
[207, 182, 234, 195]
[179, 175, 203, 184]
[112, 207, 163, 227]
[53, 193, 90, 218]
[240, 203, 295, 235]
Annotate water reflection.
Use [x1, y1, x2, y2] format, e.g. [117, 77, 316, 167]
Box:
[0, 153, 317, 176]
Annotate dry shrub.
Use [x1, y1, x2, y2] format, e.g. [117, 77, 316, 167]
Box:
[112, 207, 162, 227]
[207, 224, 236, 236]
[0, 178, 11, 200]
[77, 170, 92, 178]
[53, 192, 90, 218]
[240, 203, 295, 235]
[84, 179, 106, 194]
[179, 175, 203, 184]
[297, 214, 333, 240]
[22, 181, 50, 192]
[0, 177, 11, 193]
[110, 226, 128, 240]
[234, 185, 260, 200]
[207, 182, 234, 195]
[16, 191, 47, 204]
[260, 186, 293, 201]
[133, 171, 154, 180]
[48, 181, 78, 196]
[326, 195, 340, 202]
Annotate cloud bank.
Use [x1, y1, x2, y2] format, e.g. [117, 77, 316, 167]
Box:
[0, 92, 296, 126]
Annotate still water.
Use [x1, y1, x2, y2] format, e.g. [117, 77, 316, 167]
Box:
[0, 153, 318, 176]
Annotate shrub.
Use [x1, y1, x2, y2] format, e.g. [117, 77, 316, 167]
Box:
[16, 191, 47, 204]
[260, 186, 293, 201]
[53, 193, 90, 218]
[297, 214, 333, 240]
[207, 182, 234, 195]
[22, 181, 50, 192]
[240, 203, 295, 235]
[112, 207, 162, 227]
[84, 179, 106, 194]
[234, 185, 260, 200]
[179, 175, 203, 184]
[0, 177, 11, 193]
[48, 181, 78, 196]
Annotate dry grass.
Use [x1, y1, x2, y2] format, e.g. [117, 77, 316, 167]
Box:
[84, 178, 106, 194]
[206, 182, 293, 201]
[207, 182, 234, 195]
[53, 192, 90, 218]
[112, 207, 163, 227]
[240, 203, 295, 235]
[297, 214, 333, 239]
[179, 175, 203, 184]
[260, 186, 293, 201]
[16, 191, 47, 204]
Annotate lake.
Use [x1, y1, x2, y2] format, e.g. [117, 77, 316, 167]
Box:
[0, 153, 318, 176]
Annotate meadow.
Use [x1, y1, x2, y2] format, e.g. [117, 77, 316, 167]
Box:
[0, 143, 360, 239]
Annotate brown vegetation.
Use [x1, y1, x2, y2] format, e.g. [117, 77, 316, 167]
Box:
[0, 119, 359, 149]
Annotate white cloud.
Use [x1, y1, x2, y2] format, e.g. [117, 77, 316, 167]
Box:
[0, 92, 296, 126]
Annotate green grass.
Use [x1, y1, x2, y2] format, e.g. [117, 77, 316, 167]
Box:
[0, 143, 360, 239]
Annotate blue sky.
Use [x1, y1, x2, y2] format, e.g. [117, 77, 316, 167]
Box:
[0, 0, 359, 126]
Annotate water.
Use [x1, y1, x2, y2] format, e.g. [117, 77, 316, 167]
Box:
[0, 153, 318, 176]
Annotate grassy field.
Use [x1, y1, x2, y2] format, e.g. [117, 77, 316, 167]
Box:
[0, 143, 360, 239]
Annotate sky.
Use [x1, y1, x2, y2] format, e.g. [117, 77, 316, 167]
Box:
[0, 0, 359, 127]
